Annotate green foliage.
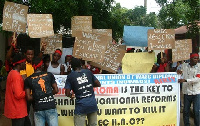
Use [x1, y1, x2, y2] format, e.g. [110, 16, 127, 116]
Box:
[0, 0, 159, 40]
[156, 0, 200, 38]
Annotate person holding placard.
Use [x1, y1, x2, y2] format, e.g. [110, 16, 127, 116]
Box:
[65, 58, 101, 126]
[150, 52, 169, 72]
[4, 54, 27, 126]
[47, 49, 65, 75]
[178, 53, 200, 126]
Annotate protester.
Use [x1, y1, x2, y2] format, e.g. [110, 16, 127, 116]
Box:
[63, 55, 72, 75]
[20, 45, 45, 126]
[42, 54, 50, 72]
[150, 52, 169, 72]
[65, 58, 101, 126]
[177, 53, 200, 126]
[25, 57, 59, 126]
[4, 54, 27, 126]
[47, 49, 65, 75]
[5, 32, 19, 73]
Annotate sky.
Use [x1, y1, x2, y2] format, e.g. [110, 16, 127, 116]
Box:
[114, 0, 161, 14]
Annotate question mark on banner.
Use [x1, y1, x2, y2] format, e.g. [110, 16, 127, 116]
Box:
[141, 118, 145, 124]
[136, 118, 140, 124]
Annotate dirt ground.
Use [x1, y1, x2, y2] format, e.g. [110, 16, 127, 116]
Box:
[0, 82, 195, 126]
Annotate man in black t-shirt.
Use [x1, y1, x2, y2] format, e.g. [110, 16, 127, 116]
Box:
[65, 58, 101, 126]
[24, 57, 58, 126]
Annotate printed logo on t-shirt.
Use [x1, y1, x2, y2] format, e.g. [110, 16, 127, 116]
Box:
[77, 73, 88, 84]
[38, 78, 46, 93]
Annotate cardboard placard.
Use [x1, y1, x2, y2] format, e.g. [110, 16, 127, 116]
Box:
[71, 16, 92, 37]
[90, 44, 126, 73]
[72, 31, 110, 63]
[148, 29, 175, 50]
[40, 34, 62, 54]
[3, 1, 28, 33]
[172, 39, 192, 62]
[27, 14, 54, 38]
[92, 29, 112, 44]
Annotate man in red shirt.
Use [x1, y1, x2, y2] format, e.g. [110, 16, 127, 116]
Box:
[4, 54, 27, 126]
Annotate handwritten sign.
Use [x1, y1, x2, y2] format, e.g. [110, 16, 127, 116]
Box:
[172, 39, 192, 62]
[92, 29, 112, 44]
[27, 14, 54, 38]
[148, 29, 175, 50]
[71, 16, 92, 37]
[3, 1, 28, 32]
[40, 34, 62, 54]
[91, 44, 126, 73]
[72, 31, 110, 63]
[122, 52, 155, 73]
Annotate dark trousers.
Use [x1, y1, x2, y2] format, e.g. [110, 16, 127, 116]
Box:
[24, 101, 32, 126]
[183, 94, 200, 126]
[12, 117, 25, 126]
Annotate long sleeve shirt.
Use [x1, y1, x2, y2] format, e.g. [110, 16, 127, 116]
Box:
[181, 63, 200, 95]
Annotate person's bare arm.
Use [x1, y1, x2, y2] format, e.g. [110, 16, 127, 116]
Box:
[60, 64, 65, 75]
[65, 89, 71, 97]
[94, 80, 101, 87]
[52, 83, 59, 95]
[25, 88, 33, 101]
[38, 42, 46, 58]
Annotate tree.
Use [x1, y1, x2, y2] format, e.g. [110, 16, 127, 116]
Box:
[156, 0, 200, 37]
[0, 0, 114, 33]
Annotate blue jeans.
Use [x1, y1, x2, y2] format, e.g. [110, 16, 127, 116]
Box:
[183, 94, 200, 126]
[74, 112, 97, 126]
[34, 108, 58, 126]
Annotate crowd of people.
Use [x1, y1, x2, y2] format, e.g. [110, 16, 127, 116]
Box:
[0, 34, 199, 126]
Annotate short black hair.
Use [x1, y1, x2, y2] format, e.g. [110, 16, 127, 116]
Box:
[43, 54, 50, 63]
[12, 54, 25, 66]
[71, 58, 81, 71]
[33, 57, 42, 66]
[25, 46, 34, 53]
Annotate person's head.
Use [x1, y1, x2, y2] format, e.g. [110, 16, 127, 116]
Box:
[53, 49, 62, 62]
[33, 57, 43, 71]
[157, 52, 167, 64]
[12, 54, 26, 70]
[71, 58, 81, 71]
[190, 53, 199, 66]
[43, 54, 50, 71]
[14, 46, 21, 54]
[25, 46, 34, 63]
[65, 55, 72, 64]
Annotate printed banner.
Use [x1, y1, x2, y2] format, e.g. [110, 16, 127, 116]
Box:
[54, 73, 180, 126]
[148, 29, 175, 50]
[3, 1, 28, 32]
[123, 26, 154, 47]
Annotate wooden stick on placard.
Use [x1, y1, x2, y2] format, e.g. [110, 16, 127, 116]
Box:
[161, 51, 163, 59]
